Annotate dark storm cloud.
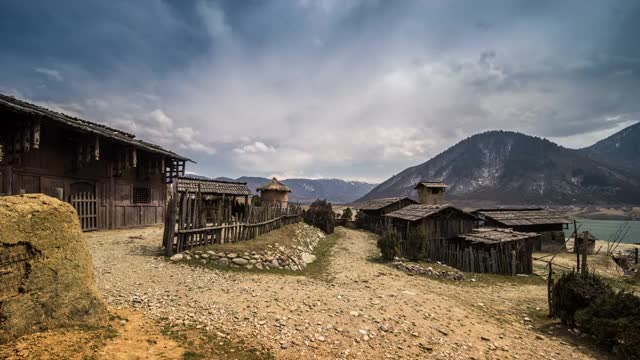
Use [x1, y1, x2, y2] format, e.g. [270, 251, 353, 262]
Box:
[1, 0, 639, 181]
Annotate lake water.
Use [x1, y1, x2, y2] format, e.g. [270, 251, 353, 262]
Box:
[564, 219, 640, 244]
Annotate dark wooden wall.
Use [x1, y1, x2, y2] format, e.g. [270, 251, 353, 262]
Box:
[1, 119, 167, 230]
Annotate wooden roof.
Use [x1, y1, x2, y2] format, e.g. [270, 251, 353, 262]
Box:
[473, 208, 571, 226]
[414, 181, 448, 189]
[356, 197, 416, 211]
[257, 177, 291, 193]
[0, 94, 190, 161]
[459, 228, 539, 244]
[176, 177, 250, 196]
[385, 204, 472, 222]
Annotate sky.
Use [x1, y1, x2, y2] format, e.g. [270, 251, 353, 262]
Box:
[1, 0, 639, 183]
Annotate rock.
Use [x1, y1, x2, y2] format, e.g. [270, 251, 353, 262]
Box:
[481, 336, 491, 341]
[281, 343, 289, 349]
[169, 254, 184, 261]
[536, 334, 545, 340]
[271, 259, 280, 268]
[227, 253, 237, 259]
[255, 262, 264, 270]
[301, 252, 316, 264]
[232, 258, 249, 266]
[217, 258, 230, 266]
[350, 311, 359, 317]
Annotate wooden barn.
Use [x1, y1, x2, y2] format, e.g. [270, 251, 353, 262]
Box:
[472, 208, 571, 251]
[355, 197, 417, 234]
[0, 94, 188, 231]
[384, 204, 476, 241]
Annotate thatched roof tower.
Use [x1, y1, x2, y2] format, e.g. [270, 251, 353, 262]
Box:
[257, 177, 292, 206]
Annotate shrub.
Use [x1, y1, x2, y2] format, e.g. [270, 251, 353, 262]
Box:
[354, 210, 368, 229]
[575, 290, 640, 359]
[303, 199, 335, 234]
[404, 228, 427, 261]
[250, 195, 262, 207]
[378, 229, 401, 261]
[341, 207, 353, 221]
[551, 270, 611, 325]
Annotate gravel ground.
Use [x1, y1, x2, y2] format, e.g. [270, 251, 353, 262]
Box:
[86, 225, 605, 359]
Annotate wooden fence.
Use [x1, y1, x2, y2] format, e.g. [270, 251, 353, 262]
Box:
[398, 235, 535, 275]
[162, 184, 302, 256]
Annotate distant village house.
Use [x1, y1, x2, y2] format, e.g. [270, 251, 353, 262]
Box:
[0, 94, 188, 231]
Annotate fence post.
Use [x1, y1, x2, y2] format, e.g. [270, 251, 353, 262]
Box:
[511, 250, 517, 276]
[635, 248, 639, 265]
[547, 262, 554, 317]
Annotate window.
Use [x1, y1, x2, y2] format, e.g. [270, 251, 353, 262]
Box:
[132, 186, 151, 204]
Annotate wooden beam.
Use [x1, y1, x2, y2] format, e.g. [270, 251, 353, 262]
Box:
[131, 148, 137, 168]
[94, 136, 100, 160]
[32, 120, 41, 149]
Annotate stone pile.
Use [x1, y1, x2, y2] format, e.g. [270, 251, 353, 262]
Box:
[393, 262, 465, 281]
[170, 223, 326, 271]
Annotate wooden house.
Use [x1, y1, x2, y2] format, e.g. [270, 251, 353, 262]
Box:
[257, 177, 291, 206]
[384, 204, 476, 241]
[573, 231, 596, 255]
[472, 208, 571, 251]
[414, 181, 447, 205]
[355, 197, 417, 234]
[0, 94, 188, 231]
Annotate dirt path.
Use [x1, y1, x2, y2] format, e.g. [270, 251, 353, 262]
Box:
[87, 226, 604, 359]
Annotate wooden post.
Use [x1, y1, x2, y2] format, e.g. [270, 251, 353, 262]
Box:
[581, 239, 588, 273]
[163, 183, 177, 256]
[548, 262, 554, 317]
[32, 119, 41, 149]
[574, 220, 580, 272]
[635, 248, 639, 265]
[511, 250, 517, 276]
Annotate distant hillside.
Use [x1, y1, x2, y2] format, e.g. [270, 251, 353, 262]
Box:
[357, 130, 640, 205]
[580, 121, 640, 176]
[181, 175, 375, 204]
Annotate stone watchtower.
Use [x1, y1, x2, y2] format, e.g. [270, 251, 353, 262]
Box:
[257, 177, 292, 206]
[414, 181, 447, 205]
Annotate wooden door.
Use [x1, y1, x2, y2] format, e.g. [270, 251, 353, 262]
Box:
[70, 191, 98, 231]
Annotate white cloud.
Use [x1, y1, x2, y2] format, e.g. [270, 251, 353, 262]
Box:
[233, 141, 276, 154]
[34, 67, 63, 81]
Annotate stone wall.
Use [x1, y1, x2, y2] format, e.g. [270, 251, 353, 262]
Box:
[171, 223, 325, 271]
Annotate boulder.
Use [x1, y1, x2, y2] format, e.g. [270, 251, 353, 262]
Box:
[0, 194, 108, 344]
[232, 258, 249, 266]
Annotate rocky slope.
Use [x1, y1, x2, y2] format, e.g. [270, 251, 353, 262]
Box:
[580, 121, 640, 176]
[357, 130, 640, 205]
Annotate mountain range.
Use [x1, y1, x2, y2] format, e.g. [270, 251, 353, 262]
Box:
[357, 122, 640, 205]
[185, 175, 377, 204]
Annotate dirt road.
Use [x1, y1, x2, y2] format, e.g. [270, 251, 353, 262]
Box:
[87, 226, 604, 359]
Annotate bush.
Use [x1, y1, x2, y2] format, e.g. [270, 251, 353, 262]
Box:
[354, 210, 368, 229]
[303, 199, 335, 234]
[341, 207, 353, 221]
[552, 270, 611, 325]
[250, 195, 262, 207]
[575, 290, 640, 359]
[404, 228, 427, 261]
[551, 270, 640, 359]
[378, 229, 401, 261]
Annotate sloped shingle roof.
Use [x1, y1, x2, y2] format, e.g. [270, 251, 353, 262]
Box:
[459, 228, 540, 244]
[176, 177, 250, 196]
[473, 208, 571, 226]
[414, 181, 448, 189]
[385, 204, 472, 222]
[356, 197, 416, 211]
[0, 94, 190, 161]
